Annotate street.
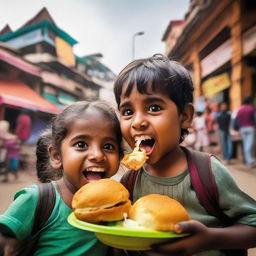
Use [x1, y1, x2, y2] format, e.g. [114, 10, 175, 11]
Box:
[0, 158, 256, 255]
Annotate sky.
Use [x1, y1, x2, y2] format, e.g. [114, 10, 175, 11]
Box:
[0, 0, 189, 74]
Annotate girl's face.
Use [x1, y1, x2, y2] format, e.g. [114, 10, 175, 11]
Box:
[119, 86, 192, 168]
[57, 109, 120, 189]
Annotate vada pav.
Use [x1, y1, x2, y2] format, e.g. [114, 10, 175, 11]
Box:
[72, 179, 131, 223]
[129, 194, 190, 232]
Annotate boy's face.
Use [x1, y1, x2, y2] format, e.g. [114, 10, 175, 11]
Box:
[119, 86, 192, 166]
[50, 109, 120, 189]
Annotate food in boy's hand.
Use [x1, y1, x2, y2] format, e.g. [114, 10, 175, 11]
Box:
[129, 194, 190, 232]
[121, 140, 148, 170]
[72, 178, 131, 223]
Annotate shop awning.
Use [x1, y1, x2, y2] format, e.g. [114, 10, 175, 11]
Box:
[0, 49, 41, 77]
[0, 80, 61, 114]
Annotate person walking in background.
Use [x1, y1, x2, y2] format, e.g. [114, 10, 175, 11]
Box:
[193, 111, 209, 152]
[205, 106, 218, 153]
[15, 111, 31, 143]
[216, 102, 233, 164]
[236, 96, 256, 168]
[0, 120, 20, 182]
[0, 121, 8, 175]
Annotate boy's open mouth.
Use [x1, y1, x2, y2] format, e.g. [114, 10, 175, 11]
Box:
[82, 168, 105, 181]
[138, 138, 155, 154]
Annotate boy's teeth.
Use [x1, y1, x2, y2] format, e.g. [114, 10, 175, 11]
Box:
[86, 167, 104, 172]
[135, 135, 152, 142]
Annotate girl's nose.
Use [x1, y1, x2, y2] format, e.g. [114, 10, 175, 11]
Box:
[87, 148, 105, 162]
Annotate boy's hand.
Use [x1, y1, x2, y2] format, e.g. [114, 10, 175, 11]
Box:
[151, 220, 214, 256]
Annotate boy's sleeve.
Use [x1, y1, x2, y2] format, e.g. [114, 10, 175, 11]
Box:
[0, 185, 38, 240]
[211, 158, 256, 226]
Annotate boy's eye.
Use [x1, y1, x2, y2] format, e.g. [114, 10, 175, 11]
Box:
[122, 109, 133, 116]
[148, 105, 161, 112]
[74, 141, 87, 149]
[103, 143, 115, 150]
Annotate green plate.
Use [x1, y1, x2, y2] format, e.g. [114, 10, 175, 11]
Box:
[68, 212, 188, 250]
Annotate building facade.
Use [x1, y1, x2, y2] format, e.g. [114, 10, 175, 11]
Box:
[163, 0, 256, 111]
[0, 7, 115, 143]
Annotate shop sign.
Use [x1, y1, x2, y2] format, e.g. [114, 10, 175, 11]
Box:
[202, 73, 230, 98]
[55, 36, 76, 67]
[243, 25, 256, 56]
[201, 40, 231, 77]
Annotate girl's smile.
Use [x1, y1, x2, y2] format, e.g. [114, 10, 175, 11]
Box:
[57, 109, 120, 189]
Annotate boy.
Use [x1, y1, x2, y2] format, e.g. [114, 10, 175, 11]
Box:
[114, 54, 256, 256]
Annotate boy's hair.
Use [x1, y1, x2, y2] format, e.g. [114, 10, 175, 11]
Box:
[114, 54, 194, 141]
[36, 129, 62, 183]
[51, 100, 123, 157]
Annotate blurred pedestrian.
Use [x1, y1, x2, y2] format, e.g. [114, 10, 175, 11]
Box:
[0, 121, 8, 175]
[181, 127, 196, 150]
[236, 96, 256, 168]
[0, 120, 20, 182]
[15, 111, 31, 143]
[193, 111, 209, 152]
[205, 106, 218, 153]
[215, 102, 232, 164]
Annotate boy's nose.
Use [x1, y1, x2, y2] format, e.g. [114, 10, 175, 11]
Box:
[131, 115, 148, 130]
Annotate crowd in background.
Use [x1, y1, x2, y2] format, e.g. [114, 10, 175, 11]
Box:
[0, 96, 255, 184]
[0, 112, 31, 182]
[183, 96, 256, 169]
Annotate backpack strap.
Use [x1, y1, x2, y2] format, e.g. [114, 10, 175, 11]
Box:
[6, 182, 57, 256]
[32, 182, 56, 234]
[182, 147, 233, 226]
[120, 169, 139, 202]
[182, 147, 247, 256]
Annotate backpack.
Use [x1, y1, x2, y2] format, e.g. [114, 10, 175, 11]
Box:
[121, 147, 247, 256]
[3, 182, 56, 256]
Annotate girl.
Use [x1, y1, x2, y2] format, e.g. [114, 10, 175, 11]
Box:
[0, 101, 123, 255]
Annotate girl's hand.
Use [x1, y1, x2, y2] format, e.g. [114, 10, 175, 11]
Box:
[151, 220, 215, 256]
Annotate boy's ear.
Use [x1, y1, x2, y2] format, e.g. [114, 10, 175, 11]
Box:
[48, 144, 62, 169]
[180, 103, 194, 129]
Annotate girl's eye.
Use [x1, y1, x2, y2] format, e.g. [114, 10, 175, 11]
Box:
[148, 105, 161, 112]
[103, 143, 115, 150]
[74, 141, 87, 149]
[122, 109, 133, 116]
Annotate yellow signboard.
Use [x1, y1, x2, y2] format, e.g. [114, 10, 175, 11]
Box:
[202, 73, 230, 98]
[55, 36, 75, 67]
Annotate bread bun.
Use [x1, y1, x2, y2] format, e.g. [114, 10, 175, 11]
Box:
[129, 194, 190, 231]
[72, 178, 131, 223]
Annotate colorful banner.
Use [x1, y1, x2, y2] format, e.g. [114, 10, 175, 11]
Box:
[202, 73, 230, 98]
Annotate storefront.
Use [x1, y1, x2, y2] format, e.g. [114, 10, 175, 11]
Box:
[0, 80, 61, 143]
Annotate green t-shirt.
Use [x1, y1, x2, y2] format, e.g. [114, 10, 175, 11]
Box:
[127, 157, 256, 256]
[0, 182, 108, 256]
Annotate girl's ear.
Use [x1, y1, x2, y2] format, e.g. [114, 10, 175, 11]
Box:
[49, 144, 62, 169]
[180, 103, 194, 129]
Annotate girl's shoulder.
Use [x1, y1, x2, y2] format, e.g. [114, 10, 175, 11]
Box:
[13, 184, 39, 203]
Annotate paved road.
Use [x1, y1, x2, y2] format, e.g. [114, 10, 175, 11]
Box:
[0, 159, 256, 255]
